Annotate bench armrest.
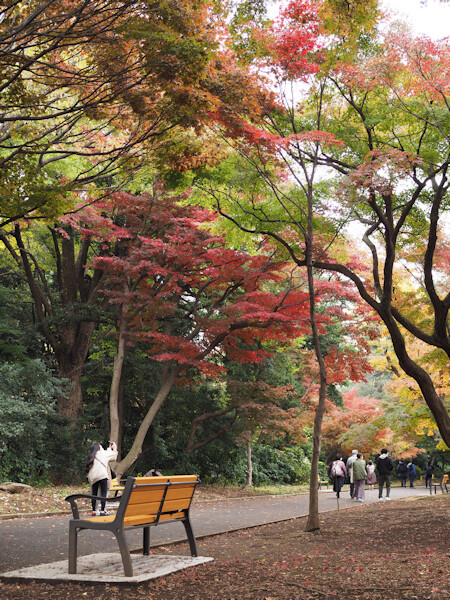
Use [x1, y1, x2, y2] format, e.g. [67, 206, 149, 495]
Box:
[65, 493, 116, 519]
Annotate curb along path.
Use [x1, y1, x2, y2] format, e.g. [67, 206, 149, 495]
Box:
[0, 486, 432, 573]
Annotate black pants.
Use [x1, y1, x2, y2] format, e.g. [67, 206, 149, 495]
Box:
[333, 476, 345, 498]
[378, 474, 391, 498]
[91, 478, 108, 511]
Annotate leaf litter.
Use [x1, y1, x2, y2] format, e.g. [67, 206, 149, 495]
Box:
[0, 494, 448, 599]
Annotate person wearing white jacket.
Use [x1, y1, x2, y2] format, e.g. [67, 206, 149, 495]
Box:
[85, 441, 118, 516]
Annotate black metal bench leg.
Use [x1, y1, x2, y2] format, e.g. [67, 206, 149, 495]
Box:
[182, 518, 198, 557]
[143, 526, 150, 555]
[68, 523, 78, 574]
[114, 529, 133, 577]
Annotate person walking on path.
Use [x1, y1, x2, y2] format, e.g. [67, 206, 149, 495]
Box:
[366, 460, 376, 490]
[397, 460, 407, 487]
[330, 453, 347, 498]
[376, 448, 393, 501]
[353, 453, 367, 502]
[346, 449, 358, 499]
[407, 460, 417, 488]
[85, 441, 118, 516]
[424, 461, 434, 488]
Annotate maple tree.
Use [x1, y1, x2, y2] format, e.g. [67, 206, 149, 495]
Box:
[322, 389, 385, 456]
[0, 0, 272, 422]
[0, 0, 264, 226]
[69, 181, 373, 476]
[194, 0, 382, 530]
[68, 187, 323, 475]
[197, 5, 450, 452]
[185, 358, 306, 458]
[213, 379, 304, 487]
[309, 32, 450, 447]
[183, 302, 373, 482]
[321, 388, 425, 460]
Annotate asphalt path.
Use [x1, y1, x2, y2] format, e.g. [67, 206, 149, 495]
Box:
[0, 485, 431, 573]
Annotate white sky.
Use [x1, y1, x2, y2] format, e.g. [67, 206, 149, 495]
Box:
[381, 0, 450, 38]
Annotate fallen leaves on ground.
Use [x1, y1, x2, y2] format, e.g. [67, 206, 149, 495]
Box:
[0, 495, 448, 599]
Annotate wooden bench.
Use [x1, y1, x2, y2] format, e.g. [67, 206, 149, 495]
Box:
[429, 474, 449, 495]
[65, 475, 200, 577]
[108, 477, 125, 498]
[318, 478, 330, 490]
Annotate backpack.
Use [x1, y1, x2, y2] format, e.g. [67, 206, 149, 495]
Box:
[425, 465, 433, 476]
[331, 461, 343, 477]
[397, 462, 407, 475]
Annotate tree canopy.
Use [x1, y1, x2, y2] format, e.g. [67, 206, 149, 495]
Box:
[0, 0, 448, 490]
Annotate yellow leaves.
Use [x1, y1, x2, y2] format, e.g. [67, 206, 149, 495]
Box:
[318, 0, 381, 64]
[436, 439, 449, 451]
[413, 417, 438, 437]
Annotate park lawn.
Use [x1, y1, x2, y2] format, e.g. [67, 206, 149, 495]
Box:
[0, 494, 448, 599]
[0, 483, 311, 516]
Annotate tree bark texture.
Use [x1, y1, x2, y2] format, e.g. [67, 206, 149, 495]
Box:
[305, 261, 328, 532]
[109, 307, 128, 452]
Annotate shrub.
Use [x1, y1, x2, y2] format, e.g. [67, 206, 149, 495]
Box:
[0, 361, 73, 484]
[250, 445, 311, 485]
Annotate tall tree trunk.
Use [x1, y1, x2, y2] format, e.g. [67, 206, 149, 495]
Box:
[305, 153, 328, 532]
[55, 320, 96, 421]
[246, 440, 253, 487]
[56, 359, 85, 422]
[114, 365, 181, 477]
[117, 368, 124, 457]
[305, 262, 328, 532]
[109, 307, 128, 451]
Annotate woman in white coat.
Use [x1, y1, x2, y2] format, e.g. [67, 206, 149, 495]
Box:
[85, 441, 118, 516]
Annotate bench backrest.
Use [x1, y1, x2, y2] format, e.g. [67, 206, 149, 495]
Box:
[116, 475, 199, 527]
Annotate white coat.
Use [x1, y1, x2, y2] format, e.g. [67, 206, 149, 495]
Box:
[87, 444, 118, 486]
[346, 452, 358, 483]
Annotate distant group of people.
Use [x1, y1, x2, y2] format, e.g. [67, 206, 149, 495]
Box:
[397, 459, 420, 488]
[329, 448, 426, 503]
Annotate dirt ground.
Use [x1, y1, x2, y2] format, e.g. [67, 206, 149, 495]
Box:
[0, 494, 448, 600]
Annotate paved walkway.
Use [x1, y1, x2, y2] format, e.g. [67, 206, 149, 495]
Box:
[0, 485, 431, 573]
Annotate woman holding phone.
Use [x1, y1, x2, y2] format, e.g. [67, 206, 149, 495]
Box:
[85, 441, 118, 516]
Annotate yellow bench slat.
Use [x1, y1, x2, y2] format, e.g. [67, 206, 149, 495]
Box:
[124, 514, 158, 526]
[84, 515, 115, 523]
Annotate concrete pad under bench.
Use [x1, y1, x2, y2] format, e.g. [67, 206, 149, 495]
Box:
[0, 553, 214, 584]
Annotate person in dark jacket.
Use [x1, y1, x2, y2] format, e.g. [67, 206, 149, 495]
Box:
[397, 460, 408, 487]
[424, 461, 434, 488]
[376, 448, 393, 501]
[407, 460, 417, 488]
